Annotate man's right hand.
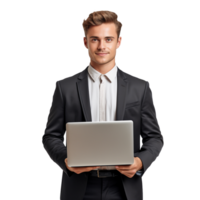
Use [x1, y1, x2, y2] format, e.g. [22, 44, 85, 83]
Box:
[64, 158, 100, 174]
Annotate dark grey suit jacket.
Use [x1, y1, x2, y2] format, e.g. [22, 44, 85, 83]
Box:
[42, 66, 164, 200]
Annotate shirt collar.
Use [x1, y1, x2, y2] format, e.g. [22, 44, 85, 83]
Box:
[88, 63, 118, 83]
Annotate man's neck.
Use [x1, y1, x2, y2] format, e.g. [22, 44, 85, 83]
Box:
[90, 60, 116, 74]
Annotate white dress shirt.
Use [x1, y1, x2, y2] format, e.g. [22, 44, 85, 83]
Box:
[88, 63, 117, 170]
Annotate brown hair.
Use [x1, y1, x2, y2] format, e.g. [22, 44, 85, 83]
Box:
[82, 10, 122, 40]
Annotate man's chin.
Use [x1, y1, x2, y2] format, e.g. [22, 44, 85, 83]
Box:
[94, 59, 111, 65]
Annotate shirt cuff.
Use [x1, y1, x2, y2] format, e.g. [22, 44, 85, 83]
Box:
[135, 170, 143, 176]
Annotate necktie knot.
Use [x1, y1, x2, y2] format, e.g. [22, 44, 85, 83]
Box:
[100, 74, 104, 84]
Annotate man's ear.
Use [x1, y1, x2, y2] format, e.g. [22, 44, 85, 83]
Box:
[81, 36, 87, 50]
[117, 37, 122, 49]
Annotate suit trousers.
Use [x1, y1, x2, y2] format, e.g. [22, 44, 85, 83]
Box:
[82, 173, 127, 200]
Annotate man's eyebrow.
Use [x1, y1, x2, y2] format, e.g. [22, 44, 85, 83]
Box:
[89, 36, 115, 39]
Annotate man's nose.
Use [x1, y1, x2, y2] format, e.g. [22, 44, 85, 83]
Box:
[97, 40, 106, 50]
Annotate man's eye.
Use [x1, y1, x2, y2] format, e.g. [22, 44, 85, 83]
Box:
[91, 38, 112, 42]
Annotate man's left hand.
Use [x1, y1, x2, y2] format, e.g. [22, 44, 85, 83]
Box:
[115, 157, 143, 178]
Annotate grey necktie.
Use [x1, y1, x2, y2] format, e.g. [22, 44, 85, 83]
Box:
[99, 74, 106, 121]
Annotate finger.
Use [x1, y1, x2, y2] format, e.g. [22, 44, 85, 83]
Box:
[116, 165, 132, 168]
[116, 166, 134, 170]
[74, 166, 99, 172]
[116, 167, 133, 171]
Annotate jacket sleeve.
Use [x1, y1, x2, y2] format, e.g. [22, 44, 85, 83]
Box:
[42, 81, 74, 177]
[134, 81, 164, 177]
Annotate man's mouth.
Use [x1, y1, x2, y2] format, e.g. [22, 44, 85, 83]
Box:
[96, 53, 108, 56]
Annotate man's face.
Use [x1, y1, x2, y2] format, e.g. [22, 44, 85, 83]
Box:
[84, 23, 121, 66]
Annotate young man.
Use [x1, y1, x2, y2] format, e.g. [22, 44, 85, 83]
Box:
[42, 10, 164, 200]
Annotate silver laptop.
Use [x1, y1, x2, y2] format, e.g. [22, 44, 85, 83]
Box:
[66, 120, 134, 167]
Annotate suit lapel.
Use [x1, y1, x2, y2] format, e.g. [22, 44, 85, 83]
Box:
[76, 66, 128, 122]
[116, 67, 128, 120]
[76, 67, 92, 121]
